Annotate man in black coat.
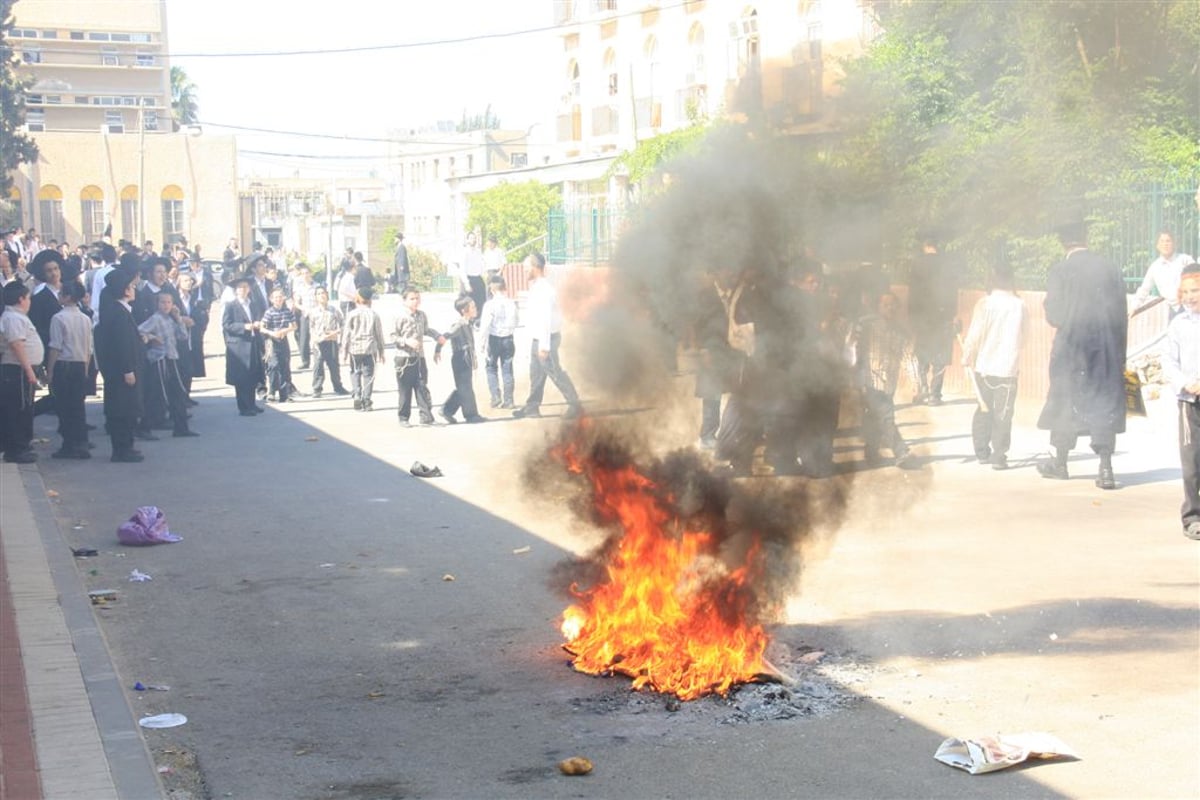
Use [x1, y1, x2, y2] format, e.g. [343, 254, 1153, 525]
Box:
[95, 268, 146, 462]
[222, 274, 265, 416]
[28, 250, 65, 416]
[1036, 222, 1128, 489]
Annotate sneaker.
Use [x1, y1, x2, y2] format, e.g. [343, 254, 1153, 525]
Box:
[1037, 460, 1069, 480]
[134, 431, 159, 441]
[239, 410, 257, 417]
[398, 418, 411, 427]
[697, 437, 717, 451]
[928, 396, 944, 407]
[512, 406, 540, 419]
[1184, 522, 1200, 541]
[4, 450, 37, 464]
[362, 402, 373, 412]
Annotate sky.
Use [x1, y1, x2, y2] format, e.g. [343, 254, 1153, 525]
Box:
[165, 0, 558, 176]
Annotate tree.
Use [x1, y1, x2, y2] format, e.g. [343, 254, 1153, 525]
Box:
[171, 66, 199, 128]
[457, 104, 500, 133]
[607, 119, 716, 190]
[465, 181, 561, 261]
[0, 0, 39, 196]
[834, 0, 1200, 283]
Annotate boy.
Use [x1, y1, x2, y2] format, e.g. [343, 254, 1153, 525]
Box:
[435, 294, 484, 424]
[0, 281, 43, 462]
[341, 286, 384, 411]
[478, 274, 518, 408]
[849, 291, 919, 468]
[960, 265, 1026, 470]
[1165, 263, 1200, 540]
[138, 292, 197, 437]
[260, 286, 297, 402]
[392, 288, 444, 426]
[46, 280, 94, 458]
[308, 286, 348, 397]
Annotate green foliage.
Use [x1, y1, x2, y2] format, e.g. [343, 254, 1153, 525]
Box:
[465, 180, 561, 262]
[0, 0, 39, 195]
[457, 104, 500, 132]
[834, 0, 1200, 285]
[607, 121, 715, 187]
[406, 246, 446, 292]
[170, 66, 199, 127]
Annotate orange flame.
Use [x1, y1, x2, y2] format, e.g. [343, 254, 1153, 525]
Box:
[556, 437, 769, 701]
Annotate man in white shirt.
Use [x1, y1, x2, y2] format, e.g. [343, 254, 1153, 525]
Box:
[960, 264, 1026, 470]
[478, 274, 518, 408]
[512, 252, 582, 419]
[460, 232, 486, 321]
[1135, 229, 1194, 318]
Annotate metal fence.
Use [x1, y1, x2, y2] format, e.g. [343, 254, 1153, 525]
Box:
[547, 208, 621, 267]
[1089, 176, 1200, 289]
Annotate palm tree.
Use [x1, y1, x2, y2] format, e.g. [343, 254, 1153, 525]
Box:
[171, 66, 199, 129]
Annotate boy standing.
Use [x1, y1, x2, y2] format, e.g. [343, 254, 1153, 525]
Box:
[138, 292, 197, 437]
[960, 265, 1026, 470]
[850, 291, 919, 468]
[308, 286, 347, 397]
[260, 286, 297, 402]
[477, 274, 517, 408]
[1165, 264, 1200, 540]
[435, 294, 484, 424]
[392, 289, 443, 426]
[341, 286, 384, 411]
[46, 280, 94, 458]
[0, 282, 43, 463]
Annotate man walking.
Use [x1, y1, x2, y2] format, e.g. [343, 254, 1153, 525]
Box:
[1036, 221, 1128, 489]
[392, 233, 410, 295]
[512, 252, 583, 419]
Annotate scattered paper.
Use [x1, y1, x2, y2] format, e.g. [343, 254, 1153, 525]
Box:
[129, 569, 153, 582]
[304, 435, 319, 442]
[512, 546, 532, 555]
[139, 713, 188, 729]
[442, 574, 456, 582]
[934, 732, 1078, 774]
[46, 489, 59, 498]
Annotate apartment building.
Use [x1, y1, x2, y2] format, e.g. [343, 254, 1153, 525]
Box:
[5, 0, 237, 252]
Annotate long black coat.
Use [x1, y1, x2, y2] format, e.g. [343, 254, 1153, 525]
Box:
[95, 296, 144, 421]
[28, 285, 62, 364]
[180, 289, 209, 377]
[223, 300, 264, 388]
[1037, 249, 1128, 436]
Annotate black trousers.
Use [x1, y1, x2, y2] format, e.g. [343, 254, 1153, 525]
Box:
[349, 354, 376, 406]
[467, 275, 486, 320]
[51, 361, 89, 449]
[862, 387, 909, 458]
[0, 364, 34, 455]
[234, 381, 258, 413]
[1179, 400, 1199, 529]
[267, 339, 292, 400]
[295, 316, 310, 367]
[396, 357, 434, 423]
[108, 414, 135, 456]
[311, 340, 344, 393]
[143, 357, 170, 428]
[443, 354, 479, 421]
[971, 373, 1017, 461]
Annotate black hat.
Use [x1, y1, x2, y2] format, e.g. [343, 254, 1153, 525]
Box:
[245, 253, 268, 271]
[94, 242, 118, 264]
[358, 286, 374, 301]
[226, 272, 252, 287]
[104, 268, 136, 293]
[28, 249, 65, 282]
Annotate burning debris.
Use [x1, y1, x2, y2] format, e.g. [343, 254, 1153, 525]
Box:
[538, 420, 845, 702]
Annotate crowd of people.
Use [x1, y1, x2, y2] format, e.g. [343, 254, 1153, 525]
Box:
[0, 222, 1195, 540]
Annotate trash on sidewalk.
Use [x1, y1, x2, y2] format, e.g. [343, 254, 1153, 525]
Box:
[72, 547, 98, 557]
[129, 569, 153, 582]
[117, 506, 182, 546]
[134, 682, 171, 691]
[89, 589, 118, 604]
[304, 435, 319, 442]
[410, 461, 443, 478]
[934, 732, 1078, 774]
[139, 713, 188, 729]
[46, 489, 59, 498]
[442, 574, 455, 582]
[512, 546, 532, 555]
[558, 756, 594, 776]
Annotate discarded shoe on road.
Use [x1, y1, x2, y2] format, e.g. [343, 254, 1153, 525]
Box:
[410, 461, 443, 478]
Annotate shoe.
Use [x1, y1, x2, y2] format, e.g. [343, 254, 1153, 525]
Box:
[185, 399, 199, 407]
[240, 410, 257, 417]
[52, 448, 91, 459]
[1037, 461, 1069, 480]
[928, 396, 944, 407]
[490, 397, 502, 409]
[976, 452, 991, 464]
[312, 391, 323, 398]
[398, 418, 411, 427]
[1184, 522, 1200, 541]
[441, 409, 457, 425]
[1095, 465, 1116, 490]
[253, 406, 265, 414]
[563, 405, 584, 420]
[86, 442, 96, 449]
[173, 430, 201, 437]
[895, 452, 920, 470]
[110, 451, 144, 463]
[991, 456, 1009, 471]
[911, 393, 926, 405]
[410, 461, 443, 478]
[134, 431, 159, 441]
[512, 406, 540, 419]
[863, 450, 884, 467]
[500, 400, 515, 409]
[419, 416, 436, 426]
[362, 402, 373, 412]
[464, 415, 486, 424]
[85, 423, 97, 431]
[4, 450, 37, 464]
[334, 388, 350, 396]
[353, 400, 363, 410]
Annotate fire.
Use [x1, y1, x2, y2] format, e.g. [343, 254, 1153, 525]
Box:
[555, 434, 770, 701]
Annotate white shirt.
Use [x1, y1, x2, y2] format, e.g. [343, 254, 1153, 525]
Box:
[1137, 252, 1194, 308]
[483, 246, 505, 275]
[961, 290, 1025, 378]
[89, 265, 115, 323]
[462, 245, 484, 278]
[525, 276, 562, 348]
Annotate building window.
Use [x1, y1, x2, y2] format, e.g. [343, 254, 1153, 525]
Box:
[120, 186, 138, 242]
[27, 94, 43, 106]
[80, 186, 106, 243]
[104, 109, 124, 133]
[135, 52, 154, 67]
[131, 33, 151, 43]
[511, 153, 528, 168]
[88, 32, 110, 41]
[101, 47, 118, 66]
[22, 49, 42, 63]
[161, 185, 185, 245]
[70, 31, 84, 40]
[40, 30, 58, 39]
[25, 110, 45, 132]
[111, 33, 131, 42]
[604, 48, 618, 95]
[45, 95, 61, 104]
[142, 110, 158, 131]
[37, 185, 65, 244]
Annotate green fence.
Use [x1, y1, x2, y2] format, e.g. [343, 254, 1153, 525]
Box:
[1088, 177, 1199, 288]
[547, 208, 622, 266]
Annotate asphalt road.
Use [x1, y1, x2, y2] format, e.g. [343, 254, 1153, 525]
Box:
[25, 297, 1200, 799]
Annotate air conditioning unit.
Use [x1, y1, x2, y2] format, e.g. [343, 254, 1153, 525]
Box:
[101, 124, 124, 134]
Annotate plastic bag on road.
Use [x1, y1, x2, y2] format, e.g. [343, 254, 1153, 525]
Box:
[117, 506, 182, 546]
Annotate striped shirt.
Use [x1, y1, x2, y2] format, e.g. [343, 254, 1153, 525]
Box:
[341, 305, 384, 359]
[261, 305, 296, 334]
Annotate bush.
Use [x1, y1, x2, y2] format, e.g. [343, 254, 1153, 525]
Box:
[407, 246, 448, 292]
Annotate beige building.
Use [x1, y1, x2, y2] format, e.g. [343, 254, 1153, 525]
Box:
[5, 0, 237, 252]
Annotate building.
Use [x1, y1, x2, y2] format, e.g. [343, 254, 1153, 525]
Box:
[4, 0, 237, 252]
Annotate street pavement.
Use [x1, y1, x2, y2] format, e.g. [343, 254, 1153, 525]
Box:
[2, 293, 1197, 799]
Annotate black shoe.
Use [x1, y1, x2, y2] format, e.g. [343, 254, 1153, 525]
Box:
[464, 415, 486, 424]
[895, 452, 920, 470]
[185, 399, 199, 407]
[334, 388, 350, 396]
[490, 397, 502, 408]
[419, 416, 436, 426]
[362, 402, 373, 412]
[398, 418, 411, 427]
[311, 391, 323, 398]
[500, 400, 515, 409]
[512, 406, 540, 419]
[240, 410, 257, 417]
[4, 450, 37, 464]
[173, 430, 201, 437]
[353, 400, 363, 410]
[1095, 466, 1116, 490]
[1037, 461, 1069, 480]
[111, 451, 144, 463]
[253, 406, 265, 413]
[52, 448, 91, 459]
[441, 409, 457, 424]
